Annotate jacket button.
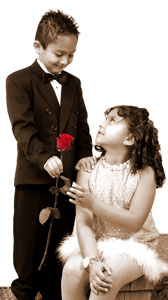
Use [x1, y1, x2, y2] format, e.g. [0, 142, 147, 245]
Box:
[51, 125, 58, 131]
[46, 108, 52, 114]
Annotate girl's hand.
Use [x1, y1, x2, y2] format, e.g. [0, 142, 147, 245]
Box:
[67, 182, 95, 210]
[75, 156, 97, 172]
[89, 261, 113, 295]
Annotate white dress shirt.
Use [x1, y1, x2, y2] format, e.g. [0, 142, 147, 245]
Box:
[37, 59, 62, 104]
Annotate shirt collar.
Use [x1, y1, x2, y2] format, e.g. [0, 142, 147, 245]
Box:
[37, 58, 52, 74]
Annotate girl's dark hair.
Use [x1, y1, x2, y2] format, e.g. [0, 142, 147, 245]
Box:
[95, 105, 165, 188]
[35, 10, 79, 49]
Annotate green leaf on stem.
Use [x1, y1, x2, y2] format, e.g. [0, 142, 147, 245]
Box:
[60, 175, 71, 195]
[51, 208, 61, 219]
[49, 186, 57, 195]
[39, 207, 52, 224]
[60, 175, 71, 184]
[60, 185, 70, 195]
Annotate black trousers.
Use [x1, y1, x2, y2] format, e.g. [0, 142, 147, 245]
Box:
[11, 184, 75, 300]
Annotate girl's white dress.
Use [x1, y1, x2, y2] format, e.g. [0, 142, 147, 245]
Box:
[58, 158, 168, 282]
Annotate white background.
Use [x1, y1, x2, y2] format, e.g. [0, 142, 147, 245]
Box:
[0, 0, 168, 286]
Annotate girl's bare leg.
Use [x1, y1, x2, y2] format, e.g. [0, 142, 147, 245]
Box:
[61, 253, 89, 300]
[89, 256, 143, 300]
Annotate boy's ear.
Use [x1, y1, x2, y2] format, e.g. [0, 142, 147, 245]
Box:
[33, 41, 43, 54]
[123, 134, 135, 146]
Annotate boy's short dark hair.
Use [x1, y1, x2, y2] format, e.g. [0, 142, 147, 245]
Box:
[35, 10, 80, 49]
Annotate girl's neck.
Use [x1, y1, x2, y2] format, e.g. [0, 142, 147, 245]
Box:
[104, 150, 130, 165]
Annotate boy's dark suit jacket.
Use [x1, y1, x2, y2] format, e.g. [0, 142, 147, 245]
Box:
[6, 60, 92, 186]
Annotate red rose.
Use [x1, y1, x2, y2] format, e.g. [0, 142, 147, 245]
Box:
[57, 134, 75, 151]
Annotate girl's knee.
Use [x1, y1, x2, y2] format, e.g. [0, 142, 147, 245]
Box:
[104, 256, 143, 292]
[61, 255, 89, 299]
[62, 255, 85, 283]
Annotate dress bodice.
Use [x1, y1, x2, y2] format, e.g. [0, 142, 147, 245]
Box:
[58, 158, 168, 283]
[89, 158, 159, 242]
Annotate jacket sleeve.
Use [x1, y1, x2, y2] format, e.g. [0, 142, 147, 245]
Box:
[6, 74, 55, 169]
[76, 79, 93, 160]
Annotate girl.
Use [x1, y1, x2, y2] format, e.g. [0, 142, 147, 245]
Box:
[58, 105, 168, 300]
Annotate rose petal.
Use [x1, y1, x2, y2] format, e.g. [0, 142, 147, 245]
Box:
[57, 134, 75, 151]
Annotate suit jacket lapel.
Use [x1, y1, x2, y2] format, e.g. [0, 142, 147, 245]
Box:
[59, 81, 75, 133]
[30, 61, 75, 132]
[31, 61, 60, 117]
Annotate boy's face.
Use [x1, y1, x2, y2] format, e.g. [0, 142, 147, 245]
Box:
[34, 34, 78, 74]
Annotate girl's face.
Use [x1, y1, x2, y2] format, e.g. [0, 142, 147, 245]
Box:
[95, 108, 130, 150]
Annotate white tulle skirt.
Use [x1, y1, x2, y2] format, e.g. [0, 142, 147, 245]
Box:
[58, 234, 168, 283]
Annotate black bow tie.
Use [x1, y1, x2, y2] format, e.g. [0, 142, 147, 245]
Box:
[42, 72, 67, 84]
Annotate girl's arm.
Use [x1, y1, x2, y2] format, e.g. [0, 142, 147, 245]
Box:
[75, 169, 99, 258]
[69, 166, 156, 233]
[75, 169, 113, 294]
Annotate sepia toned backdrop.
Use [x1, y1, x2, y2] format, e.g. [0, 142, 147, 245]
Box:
[0, 0, 168, 286]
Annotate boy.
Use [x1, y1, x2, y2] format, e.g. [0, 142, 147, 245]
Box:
[6, 10, 92, 300]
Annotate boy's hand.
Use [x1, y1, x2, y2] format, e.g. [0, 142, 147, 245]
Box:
[89, 261, 112, 295]
[75, 156, 97, 172]
[44, 155, 63, 178]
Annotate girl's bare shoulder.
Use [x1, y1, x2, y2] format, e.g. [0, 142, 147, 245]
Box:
[76, 167, 93, 186]
[138, 165, 155, 182]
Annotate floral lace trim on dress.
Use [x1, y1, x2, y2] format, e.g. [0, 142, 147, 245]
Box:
[100, 158, 131, 171]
